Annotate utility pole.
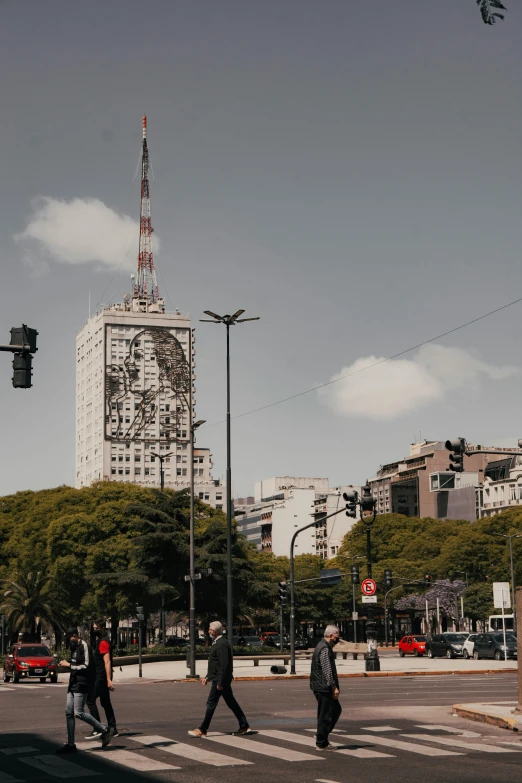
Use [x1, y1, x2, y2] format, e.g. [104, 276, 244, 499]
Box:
[492, 533, 521, 626]
[136, 605, 144, 678]
[515, 587, 522, 714]
[200, 310, 259, 643]
[359, 482, 379, 671]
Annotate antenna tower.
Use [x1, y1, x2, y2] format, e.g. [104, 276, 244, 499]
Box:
[134, 115, 159, 302]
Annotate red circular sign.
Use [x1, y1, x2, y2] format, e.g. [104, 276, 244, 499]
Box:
[361, 578, 377, 596]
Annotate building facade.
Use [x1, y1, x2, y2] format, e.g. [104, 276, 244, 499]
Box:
[479, 454, 522, 517]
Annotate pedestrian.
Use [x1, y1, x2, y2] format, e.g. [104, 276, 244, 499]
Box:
[56, 628, 114, 754]
[188, 621, 251, 737]
[310, 624, 342, 751]
[85, 620, 119, 740]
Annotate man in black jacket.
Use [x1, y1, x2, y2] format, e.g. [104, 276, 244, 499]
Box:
[310, 625, 341, 750]
[56, 628, 113, 754]
[188, 621, 251, 737]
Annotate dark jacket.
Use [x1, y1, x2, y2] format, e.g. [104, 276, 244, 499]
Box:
[68, 640, 95, 694]
[93, 634, 113, 682]
[206, 635, 233, 687]
[310, 638, 339, 693]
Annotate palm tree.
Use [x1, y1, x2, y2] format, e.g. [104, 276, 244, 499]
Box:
[0, 571, 65, 639]
[476, 0, 507, 25]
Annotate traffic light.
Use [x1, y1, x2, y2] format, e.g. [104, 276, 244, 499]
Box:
[9, 325, 38, 389]
[343, 490, 358, 517]
[278, 581, 288, 603]
[424, 575, 431, 586]
[360, 482, 377, 513]
[384, 569, 393, 589]
[445, 437, 467, 473]
[136, 605, 144, 621]
[351, 564, 360, 584]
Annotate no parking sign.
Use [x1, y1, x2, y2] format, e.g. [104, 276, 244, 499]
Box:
[361, 578, 377, 596]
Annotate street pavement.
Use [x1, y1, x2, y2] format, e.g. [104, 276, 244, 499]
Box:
[1, 673, 520, 783]
[110, 650, 517, 681]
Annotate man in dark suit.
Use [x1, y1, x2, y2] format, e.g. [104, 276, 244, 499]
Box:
[188, 621, 251, 737]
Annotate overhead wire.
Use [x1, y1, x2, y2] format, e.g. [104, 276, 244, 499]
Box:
[200, 294, 522, 429]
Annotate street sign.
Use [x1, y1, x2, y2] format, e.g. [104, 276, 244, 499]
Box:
[352, 612, 358, 620]
[361, 578, 377, 596]
[493, 581, 511, 609]
[320, 568, 342, 585]
[184, 573, 202, 581]
[362, 595, 377, 604]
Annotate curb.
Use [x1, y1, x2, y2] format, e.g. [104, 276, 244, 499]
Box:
[453, 703, 521, 731]
[134, 668, 517, 685]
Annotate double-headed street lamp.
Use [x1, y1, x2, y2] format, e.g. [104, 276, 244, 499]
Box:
[200, 310, 259, 643]
[150, 451, 174, 492]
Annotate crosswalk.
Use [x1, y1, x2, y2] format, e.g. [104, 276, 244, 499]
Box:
[1, 723, 520, 779]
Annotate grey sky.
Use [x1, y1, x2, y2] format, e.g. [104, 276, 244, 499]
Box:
[1, 1, 521, 497]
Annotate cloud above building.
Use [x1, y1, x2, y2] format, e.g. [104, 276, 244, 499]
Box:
[318, 344, 518, 421]
[14, 196, 159, 272]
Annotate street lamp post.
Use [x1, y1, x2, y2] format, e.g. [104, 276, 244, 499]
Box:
[338, 554, 364, 642]
[188, 416, 206, 678]
[200, 310, 259, 643]
[492, 533, 521, 625]
[359, 482, 379, 671]
[150, 451, 174, 492]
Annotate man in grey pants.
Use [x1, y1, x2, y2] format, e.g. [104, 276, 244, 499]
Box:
[56, 628, 114, 754]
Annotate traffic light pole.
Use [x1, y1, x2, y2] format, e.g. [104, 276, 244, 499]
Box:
[289, 507, 346, 675]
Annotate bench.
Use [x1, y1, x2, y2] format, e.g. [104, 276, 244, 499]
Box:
[334, 642, 366, 661]
[235, 655, 291, 667]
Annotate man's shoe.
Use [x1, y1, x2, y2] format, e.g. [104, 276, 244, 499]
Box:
[112, 729, 120, 738]
[316, 743, 336, 751]
[56, 744, 77, 755]
[187, 728, 207, 737]
[85, 730, 103, 740]
[101, 727, 115, 748]
[235, 727, 252, 735]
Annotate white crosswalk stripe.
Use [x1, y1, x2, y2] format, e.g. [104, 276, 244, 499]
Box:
[335, 733, 462, 757]
[259, 729, 393, 759]
[363, 726, 398, 732]
[206, 732, 325, 762]
[415, 724, 482, 737]
[0, 747, 38, 755]
[81, 748, 179, 772]
[133, 735, 252, 766]
[20, 755, 101, 778]
[403, 734, 522, 753]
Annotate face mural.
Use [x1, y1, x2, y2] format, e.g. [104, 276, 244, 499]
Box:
[105, 327, 191, 442]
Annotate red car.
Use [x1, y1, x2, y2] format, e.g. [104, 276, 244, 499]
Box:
[3, 643, 58, 683]
[398, 635, 427, 657]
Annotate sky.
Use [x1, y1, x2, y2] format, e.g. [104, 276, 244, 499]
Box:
[0, 0, 521, 498]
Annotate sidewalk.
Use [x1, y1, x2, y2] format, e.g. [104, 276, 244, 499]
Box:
[453, 701, 522, 731]
[114, 651, 517, 682]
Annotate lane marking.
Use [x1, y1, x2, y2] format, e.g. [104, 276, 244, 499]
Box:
[363, 726, 398, 732]
[133, 735, 252, 766]
[259, 729, 393, 759]
[501, 742, 522, 748]
[316, 779, 343, 783]
[20, 755, 101, 778]
[206, 733, 324, 762]
[82, 748, 178, 772]
[403, 734, 520, 753]
[0, 747, 38, 755]
[415, 725, 481, 737]
[336, 733, 462, 757]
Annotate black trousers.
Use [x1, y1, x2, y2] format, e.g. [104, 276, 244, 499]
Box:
[199, 681, 248, 733]
[314, 690, 342, 748]
[87, 680, 117, 730]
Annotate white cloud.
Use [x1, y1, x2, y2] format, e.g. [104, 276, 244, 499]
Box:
[14, 197, 159, 272]
[318, 344, 518, 421]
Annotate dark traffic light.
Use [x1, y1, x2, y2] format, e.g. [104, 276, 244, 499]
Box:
[445, 437, 467, 473]
[12, 353, 32, 389]
[8, 325, 38, 389]
[351, 564, 360, 584]
[384, 569, 393, 589]
[424, 575, 431, 586]
[278, 581, 288, 603]
[343, 490, 358, 518]
[360, 482, 377, 513]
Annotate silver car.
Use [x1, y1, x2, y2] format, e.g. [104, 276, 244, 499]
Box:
[462, 633, 479, 659]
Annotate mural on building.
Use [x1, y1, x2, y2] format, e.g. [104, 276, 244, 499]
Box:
[105, 327, 191, 442]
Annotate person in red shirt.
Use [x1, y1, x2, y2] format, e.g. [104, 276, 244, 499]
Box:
[85, 620, 118, 741]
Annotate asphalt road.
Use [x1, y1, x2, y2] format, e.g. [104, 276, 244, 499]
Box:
[1, 674, 520, 783]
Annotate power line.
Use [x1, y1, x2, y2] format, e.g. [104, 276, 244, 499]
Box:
[200, 294, 522, 429]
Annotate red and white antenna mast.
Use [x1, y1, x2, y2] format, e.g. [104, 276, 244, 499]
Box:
[134, 115, 159, 303]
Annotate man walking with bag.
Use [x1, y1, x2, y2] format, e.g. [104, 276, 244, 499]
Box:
[310, 625, 342, 751]
[188, 621, 251, 737]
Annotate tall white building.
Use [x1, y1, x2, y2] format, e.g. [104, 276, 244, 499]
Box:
[75, 117, 224, 505]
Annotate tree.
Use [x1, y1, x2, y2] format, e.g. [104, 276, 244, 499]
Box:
[477, 0, 507, 26]
[0, 571, 66, 639]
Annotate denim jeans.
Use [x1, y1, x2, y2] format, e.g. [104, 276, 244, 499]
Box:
[66, 691, 106, 745]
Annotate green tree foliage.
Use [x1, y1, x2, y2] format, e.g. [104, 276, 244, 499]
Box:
[477, 0, 507, 26]
[0, 571, 66, 637]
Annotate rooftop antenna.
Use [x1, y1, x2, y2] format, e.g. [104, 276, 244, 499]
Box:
[133, 116, 159, 303]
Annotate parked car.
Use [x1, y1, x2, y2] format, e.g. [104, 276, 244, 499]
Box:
[262, 634, 285, 649]
[259, 631, 279, 643]
[235, 636, 263, 648]
[3, 643, 58, 683]
[462, 633, 479, 659]
[472, 632, 518, 661]
[294, 636, 309, 651]
[398, 635, 427, 657]
[426, 633, 468, 659]
[164, 636, 189, 648]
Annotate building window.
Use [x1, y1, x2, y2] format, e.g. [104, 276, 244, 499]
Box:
[216, 504, 223, 509]
[111, 469, 116, 475]
[510, 485, 517, 500]
[135, 468, 141, 475]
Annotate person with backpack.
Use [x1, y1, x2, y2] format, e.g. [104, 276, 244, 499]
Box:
[85, 619, 118, 740]
[56, 627, 114, 754]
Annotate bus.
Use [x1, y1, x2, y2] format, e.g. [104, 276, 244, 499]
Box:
[488, 614, 515, 633]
